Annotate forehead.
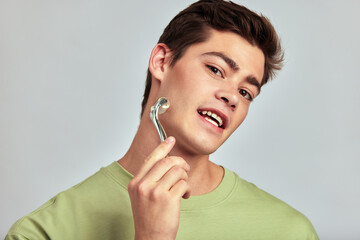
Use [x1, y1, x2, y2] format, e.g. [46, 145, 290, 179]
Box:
[183, 29, 265, 83]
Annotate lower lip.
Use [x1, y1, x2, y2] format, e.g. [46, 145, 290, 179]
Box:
[197, 113, 224, 134]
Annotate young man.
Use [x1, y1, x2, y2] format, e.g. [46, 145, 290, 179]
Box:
[6, 1, 318, 239]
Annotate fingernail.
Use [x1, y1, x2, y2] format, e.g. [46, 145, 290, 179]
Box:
[164, 136, 175, 144]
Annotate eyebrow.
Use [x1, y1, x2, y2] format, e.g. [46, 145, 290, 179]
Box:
[246, 76, 261, 96]
[202, 51, 261, 95]
[201, 52, 240, 71]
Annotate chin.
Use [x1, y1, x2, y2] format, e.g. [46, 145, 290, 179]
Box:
[173, 131, 224, 156]
[161, 116, 227, 156]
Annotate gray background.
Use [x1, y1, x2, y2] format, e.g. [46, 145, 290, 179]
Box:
[1, 0, 359, 239]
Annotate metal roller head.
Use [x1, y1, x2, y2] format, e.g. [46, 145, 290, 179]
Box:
[150, 97, 170, 142]
[157, 97, 170, 114]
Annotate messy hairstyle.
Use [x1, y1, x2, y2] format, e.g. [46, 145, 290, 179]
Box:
[141, 0, 284, 116]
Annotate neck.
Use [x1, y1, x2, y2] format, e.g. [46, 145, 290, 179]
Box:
[118, 109, 224, 196]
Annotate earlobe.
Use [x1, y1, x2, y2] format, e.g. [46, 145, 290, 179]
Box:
[148, 43, 172, 83]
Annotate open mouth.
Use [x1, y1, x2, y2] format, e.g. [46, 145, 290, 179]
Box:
[197, 110, 225, 129]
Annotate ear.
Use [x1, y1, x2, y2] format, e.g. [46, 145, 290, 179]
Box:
[148, 43, 172, 83]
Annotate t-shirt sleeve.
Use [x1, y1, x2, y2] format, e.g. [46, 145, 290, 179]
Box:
[308, 231, 320, 240]
[5, 219, 49, 240]
[5, 233, 30, 240]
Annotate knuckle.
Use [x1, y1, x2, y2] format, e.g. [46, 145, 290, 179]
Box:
[178, 179, 190, 190]
[182, 171, 189, 180]
[166, 157, 183, 167]
[149, 187, 166, 201]
[172, 157, 189, 171]
[172, 156, 185, 163]
[178, 179, 187, 185]
[128, 178, 139, 192]
[136, 181, 148, 196]
[161, 157, 172, 165]
[174, 157, 188, 168]
[159, 157, 178, 168]
[172, 166, 185, 175]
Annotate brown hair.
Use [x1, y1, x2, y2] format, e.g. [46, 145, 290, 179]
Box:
[141, 0, 284, 116]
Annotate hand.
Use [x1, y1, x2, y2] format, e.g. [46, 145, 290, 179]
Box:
[128, 136, 191, 240]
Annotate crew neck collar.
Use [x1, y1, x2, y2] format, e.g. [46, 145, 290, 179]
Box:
[104, 161, 237, 210]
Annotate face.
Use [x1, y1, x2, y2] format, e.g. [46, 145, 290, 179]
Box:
[156, 30, 265, 156]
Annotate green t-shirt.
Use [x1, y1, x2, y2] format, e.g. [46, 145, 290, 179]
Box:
[6, 162, 319, 240]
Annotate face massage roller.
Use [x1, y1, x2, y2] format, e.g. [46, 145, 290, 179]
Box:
[150, 97, 170, 142]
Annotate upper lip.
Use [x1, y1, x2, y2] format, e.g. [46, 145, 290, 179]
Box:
[197, 107, 229, 129]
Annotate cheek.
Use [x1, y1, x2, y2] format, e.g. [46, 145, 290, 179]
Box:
[171, 59, 206, 85]
[168, 68, 207, 99]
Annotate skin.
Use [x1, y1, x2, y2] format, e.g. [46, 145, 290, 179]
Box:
[118, 29, 265, 240]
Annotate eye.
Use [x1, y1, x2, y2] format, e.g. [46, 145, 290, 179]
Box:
[239, 89, 253, 101]
[206, 65, 223, 77]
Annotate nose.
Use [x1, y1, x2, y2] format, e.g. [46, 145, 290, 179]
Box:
[215, 88, 239, 110]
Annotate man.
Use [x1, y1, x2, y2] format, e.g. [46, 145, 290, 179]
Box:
[6, 1, 319, 239]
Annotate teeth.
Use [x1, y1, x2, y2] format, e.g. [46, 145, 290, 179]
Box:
[204, 116, 219, 127]
[199, 110, 224, 127]
[211, 113, 223, 127]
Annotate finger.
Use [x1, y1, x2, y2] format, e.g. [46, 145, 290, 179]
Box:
[182, 191, 191, 199]
[141, 156, 190, 184]
[135, 136, 176, 180]
[156, 165, 189, 191]
[170, 179, 191, 199]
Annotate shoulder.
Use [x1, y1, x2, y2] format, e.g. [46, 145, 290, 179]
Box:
[226, 169, 319, 239]
[6, 196, 57, 240]
[6, 162, 131, 239]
